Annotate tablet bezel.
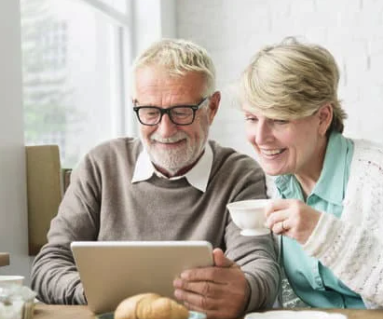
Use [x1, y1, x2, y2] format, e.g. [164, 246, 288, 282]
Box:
[71, 240, 214, 314]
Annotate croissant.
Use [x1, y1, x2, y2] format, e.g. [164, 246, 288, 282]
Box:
[114, 293, 189, 319]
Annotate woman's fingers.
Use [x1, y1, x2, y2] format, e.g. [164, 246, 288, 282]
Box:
[265, 199, 322, 243]
[264, 209, 289, 229]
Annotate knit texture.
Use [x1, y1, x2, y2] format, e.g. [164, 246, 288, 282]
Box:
[31, 137, 280, 311]
[303, 139, 383, 307]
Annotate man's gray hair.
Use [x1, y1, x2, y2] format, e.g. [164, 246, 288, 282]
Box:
[132, 38, 216, 96]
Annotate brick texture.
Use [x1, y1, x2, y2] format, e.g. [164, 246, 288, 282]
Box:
[177, 0, 383, 156]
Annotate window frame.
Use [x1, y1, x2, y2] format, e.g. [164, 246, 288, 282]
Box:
[79, 0, 137, 137]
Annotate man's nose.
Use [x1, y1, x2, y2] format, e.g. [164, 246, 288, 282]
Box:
[156, 113, 177, 137]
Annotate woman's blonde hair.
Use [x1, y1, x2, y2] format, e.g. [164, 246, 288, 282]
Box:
[240, 37, 347, 134]
[132, 38, 216, 96]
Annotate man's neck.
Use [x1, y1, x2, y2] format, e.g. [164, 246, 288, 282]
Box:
[155, 150, 205, 178]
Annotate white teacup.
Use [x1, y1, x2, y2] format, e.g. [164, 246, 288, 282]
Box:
[227, 199, 271, 236]
[0, 275, 24, 286]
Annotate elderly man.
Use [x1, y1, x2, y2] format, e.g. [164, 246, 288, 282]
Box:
[31, 39, 279, 319]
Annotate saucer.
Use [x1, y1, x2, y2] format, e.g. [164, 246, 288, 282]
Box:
[245, 310, 347, 319]
[96, 312, 113, 319]
[240, 229, 270, 236]
[97, 310, 206, 319]
[189, 310, 207, 319]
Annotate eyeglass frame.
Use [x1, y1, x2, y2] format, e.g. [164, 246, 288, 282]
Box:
[132, 97, 209, 126]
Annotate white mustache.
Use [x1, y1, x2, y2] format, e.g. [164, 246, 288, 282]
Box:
[150, 132, 188, 143]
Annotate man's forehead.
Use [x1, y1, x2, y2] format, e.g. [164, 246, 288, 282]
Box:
[133, 68, 206, 105]
[135, 66, 205, 83]
[133, 94, 202, 107]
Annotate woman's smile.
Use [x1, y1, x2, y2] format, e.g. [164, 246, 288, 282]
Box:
[259, 147, 287, 159]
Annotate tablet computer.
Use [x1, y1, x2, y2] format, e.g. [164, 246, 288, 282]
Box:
[71, 240, 214, 314]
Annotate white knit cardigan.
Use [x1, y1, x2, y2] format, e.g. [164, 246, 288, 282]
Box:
[301, 139, 383, 308]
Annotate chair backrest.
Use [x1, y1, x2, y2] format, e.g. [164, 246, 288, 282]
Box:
[25, 145, 62, 256]
[0, 253, 10, 267]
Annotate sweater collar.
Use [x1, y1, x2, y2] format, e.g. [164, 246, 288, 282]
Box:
[131, 143, 213, 193]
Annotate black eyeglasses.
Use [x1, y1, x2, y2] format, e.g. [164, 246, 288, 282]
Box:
[133, 97, 209, 126]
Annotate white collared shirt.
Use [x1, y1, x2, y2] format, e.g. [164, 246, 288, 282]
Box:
[131, 143, 213, 193]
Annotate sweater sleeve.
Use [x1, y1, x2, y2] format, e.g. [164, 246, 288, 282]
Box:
[224, 160, 280, 312]
[241, 234, 280, 312]
[31, 153, 101, 304]
[303, 206, 383, 307]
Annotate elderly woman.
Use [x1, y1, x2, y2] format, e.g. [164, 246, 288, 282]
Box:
[239, 38, 383, 309]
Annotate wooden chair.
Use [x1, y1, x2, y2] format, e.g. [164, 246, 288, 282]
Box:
[25, 145, 62, 256]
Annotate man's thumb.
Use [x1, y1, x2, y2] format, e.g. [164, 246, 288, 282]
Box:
[213, 248, 235, 268]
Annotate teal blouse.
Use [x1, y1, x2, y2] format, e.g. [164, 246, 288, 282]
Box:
[275, 132, 365, 308]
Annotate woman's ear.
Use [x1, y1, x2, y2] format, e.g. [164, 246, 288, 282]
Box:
[317, 104, 333, 136]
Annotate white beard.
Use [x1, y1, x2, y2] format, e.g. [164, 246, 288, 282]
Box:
[144, 130, 207, 176]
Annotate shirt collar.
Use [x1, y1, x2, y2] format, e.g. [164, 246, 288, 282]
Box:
[131, 143, 213, 193]
[275, 174, 299, 199]
[312, 132, 349, 204]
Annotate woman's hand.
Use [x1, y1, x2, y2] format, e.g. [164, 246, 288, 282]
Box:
[264, 199, 322, 245]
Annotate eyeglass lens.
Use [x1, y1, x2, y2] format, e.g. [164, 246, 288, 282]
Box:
[138, 106, 195, 125]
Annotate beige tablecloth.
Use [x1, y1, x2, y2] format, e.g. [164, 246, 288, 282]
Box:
[32, 304, 383, 319]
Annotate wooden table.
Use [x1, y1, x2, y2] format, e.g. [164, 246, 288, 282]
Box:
[33, 304, 383, 319]
[0, 252, 10, 267]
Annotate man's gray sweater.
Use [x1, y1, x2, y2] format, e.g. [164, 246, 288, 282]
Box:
[31, 138, 279, 311]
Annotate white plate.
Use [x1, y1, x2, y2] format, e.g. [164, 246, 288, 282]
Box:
[245, 310, 347, 319]
[97, 310, 206, 319]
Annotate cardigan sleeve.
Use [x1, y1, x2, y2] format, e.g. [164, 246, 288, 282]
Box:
[302, 139, 383, 308]
[302, 213, 383, 306]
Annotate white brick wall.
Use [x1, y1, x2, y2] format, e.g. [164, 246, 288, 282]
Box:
[177, 0, 383, 156]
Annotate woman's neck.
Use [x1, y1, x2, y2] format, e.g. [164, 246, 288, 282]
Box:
[295, 137, 328, 200]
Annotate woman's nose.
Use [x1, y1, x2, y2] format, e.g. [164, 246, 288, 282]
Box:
[255, 120, 273, 145]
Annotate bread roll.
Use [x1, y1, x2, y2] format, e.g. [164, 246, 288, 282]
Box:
[114, 293, 189, 319]
[135, 293, 162, 319]
[114, 293, 159, 319]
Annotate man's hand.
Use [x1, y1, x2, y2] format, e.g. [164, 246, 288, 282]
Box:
[173, 248, 249, 319]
